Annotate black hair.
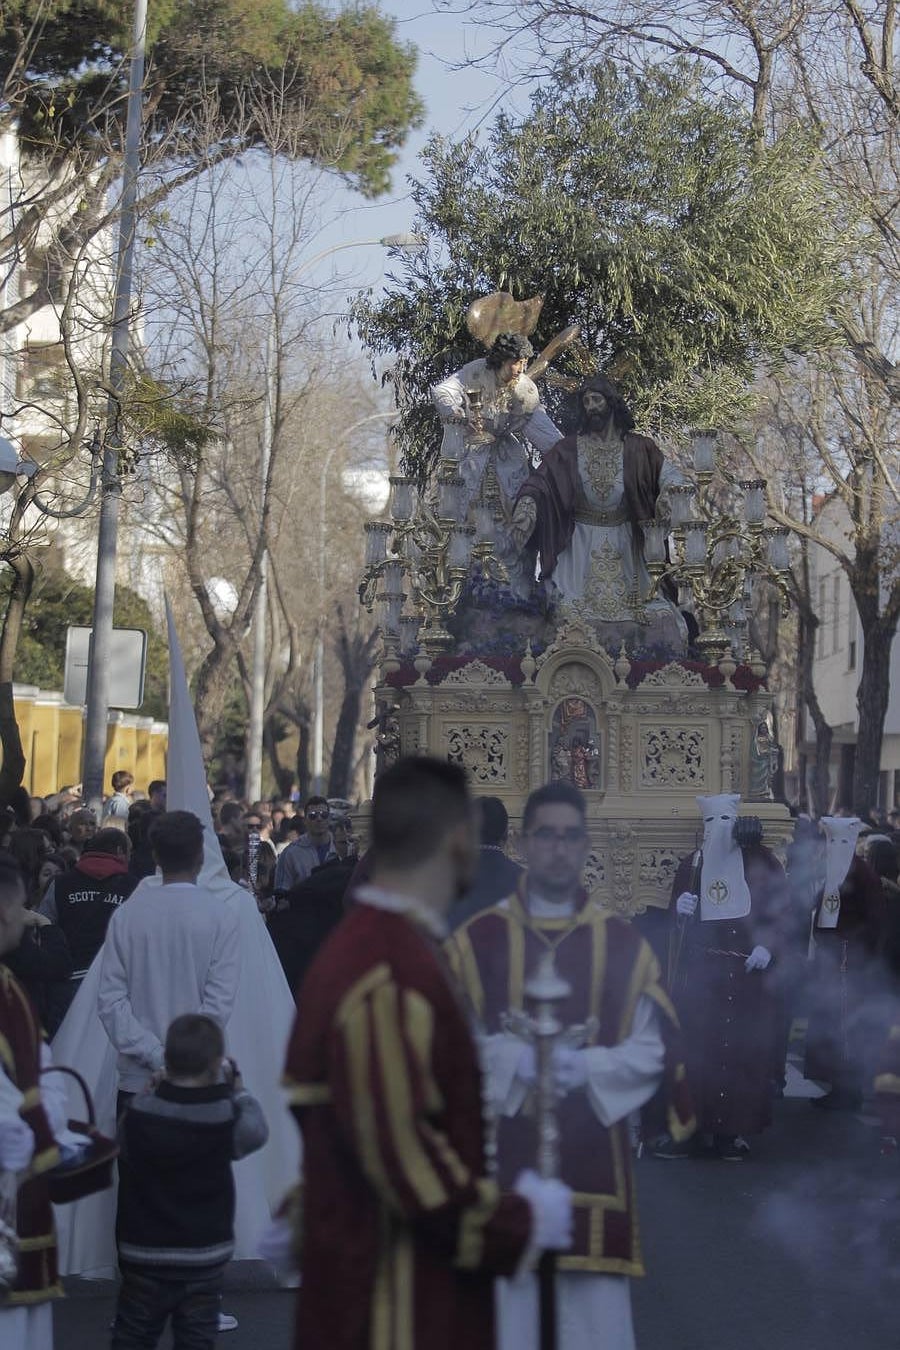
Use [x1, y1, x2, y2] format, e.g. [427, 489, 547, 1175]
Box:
[868, 837, 899, 883]
[83, 827, 131, 859]
[164, 1014, 224, 1077]
[562, 373, 636, 437]
[149, 810, 205, 875]
[477, 796, 509, 847]
[485, 331, 534, 370]
[372, 757, 471, 867]
[522, 781, 586, 834]
[0, 851, 25, 907]
[304, 796, 329, 813]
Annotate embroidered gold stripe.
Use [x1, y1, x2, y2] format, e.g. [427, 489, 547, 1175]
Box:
[341, 997, 402, 1212]
[336, 962, 392, 1030]
[284, 1082, 332, 1106]
[371, 982, 447, 1211]
[456, 1178, 500, 1270]
[447, 930, 485, 1023]
[402, 990, 443, 1114]
[589, 912, 608, 1041]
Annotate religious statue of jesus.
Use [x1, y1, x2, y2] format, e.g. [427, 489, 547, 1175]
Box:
[510, 375, 687, 647]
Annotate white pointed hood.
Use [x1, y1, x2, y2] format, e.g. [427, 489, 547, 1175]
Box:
[697, 792, 751, 921]
[164, 596, 233, 896]
[817, 815, 863, 929]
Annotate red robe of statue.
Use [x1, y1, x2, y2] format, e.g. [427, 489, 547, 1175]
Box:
[0, 963, 61, 1307]
[669, 845, 787, 1137]
[283, 895, 532, 1350]
[447, 885, 694, 1275]
[805, 856, 885, 1095]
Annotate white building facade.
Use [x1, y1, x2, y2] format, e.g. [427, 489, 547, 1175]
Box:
[804, 493, 900, 811]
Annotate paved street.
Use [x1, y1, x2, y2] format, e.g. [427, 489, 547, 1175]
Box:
[56, 1094, 900, 1350]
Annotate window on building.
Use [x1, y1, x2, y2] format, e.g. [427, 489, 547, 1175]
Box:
[21, 250, 68, 304]
[17, 343, 68, 403]
[832, 574, 840, 652]
[818, 579, 827, 657]
[848, 640, 856, 670]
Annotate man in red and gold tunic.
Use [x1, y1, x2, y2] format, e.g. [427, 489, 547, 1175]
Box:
[284, 758, 572, 1350]
[447, 781, 694, 1350]
[0, 854, 62, 1350]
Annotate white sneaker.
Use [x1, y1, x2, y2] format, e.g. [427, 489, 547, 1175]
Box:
[218, 1312, 239, 1332]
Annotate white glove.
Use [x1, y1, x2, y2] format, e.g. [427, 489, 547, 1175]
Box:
[553, 1046, 588, 1095]
[0, 1117, 35, 1172]
[676, 892, 698, 918]
[745, 945, 772, 972]
[515, 1043, 537, 1087]
[514, 1169, 573, 1252]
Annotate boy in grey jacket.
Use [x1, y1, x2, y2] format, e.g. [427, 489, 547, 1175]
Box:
[112, 1014, 268, 1349]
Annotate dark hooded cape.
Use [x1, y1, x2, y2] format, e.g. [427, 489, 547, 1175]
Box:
[516, 432, 665, 580]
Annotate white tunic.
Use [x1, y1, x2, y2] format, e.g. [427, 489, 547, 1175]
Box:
[483, 894, 666, 1350]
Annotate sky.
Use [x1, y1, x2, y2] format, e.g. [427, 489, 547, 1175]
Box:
[305, 3, 531, 300]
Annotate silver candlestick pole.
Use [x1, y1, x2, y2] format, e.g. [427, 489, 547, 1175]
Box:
[526, 952, 572, 1180]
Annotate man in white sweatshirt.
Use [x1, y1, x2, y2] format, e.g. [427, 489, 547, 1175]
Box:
[97, 810, 241, 1108]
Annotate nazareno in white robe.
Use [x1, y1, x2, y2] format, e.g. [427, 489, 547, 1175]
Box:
[50, 600, 298, 1276]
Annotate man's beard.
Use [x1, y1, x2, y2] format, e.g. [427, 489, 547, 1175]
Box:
[583, 408, 613, 435]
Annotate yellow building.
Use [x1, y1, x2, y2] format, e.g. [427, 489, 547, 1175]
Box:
[11, 683, 168, 799]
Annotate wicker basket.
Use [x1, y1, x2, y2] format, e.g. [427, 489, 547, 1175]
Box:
[41, 1065, 118, 1205]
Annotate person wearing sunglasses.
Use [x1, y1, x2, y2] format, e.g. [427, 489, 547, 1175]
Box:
[273, 797, 337, 897]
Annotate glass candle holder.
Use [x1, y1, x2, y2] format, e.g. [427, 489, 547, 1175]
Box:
[684, 521, 708, 567]
[388, 476, 414, 522]
[766, 526, 790, 571]
[641, 520, 667, 565]
[364, 521, 391, 565]
[692, 430, 717, 476]
[669, 484, 696, 527]
[741, 479, 766, 525]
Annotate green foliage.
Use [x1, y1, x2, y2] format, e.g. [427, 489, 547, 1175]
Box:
[0, 565, 169, 720]
[125, 372, 218, 471]
[3, 0, 423, 198]
[353, 62, 854, 475]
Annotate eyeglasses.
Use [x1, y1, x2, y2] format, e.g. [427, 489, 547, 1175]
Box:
[526, 827, 587, 848]
[305, 809, 329, 821]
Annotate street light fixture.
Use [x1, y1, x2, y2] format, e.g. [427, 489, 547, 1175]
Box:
[243, 230, 427, 803]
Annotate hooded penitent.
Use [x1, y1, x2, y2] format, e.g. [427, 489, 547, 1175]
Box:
[51, 599, 298, 1275]
[816, 816, 864, 929]
[696, 793, 752, 922]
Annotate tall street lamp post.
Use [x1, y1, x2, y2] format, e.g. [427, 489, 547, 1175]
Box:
[244, 232, 425, 803]
[81, 0, 147, 817]
[311, 409, 400, 796]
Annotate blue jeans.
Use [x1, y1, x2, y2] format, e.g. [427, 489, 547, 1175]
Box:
[111, 1265, 224, 1349]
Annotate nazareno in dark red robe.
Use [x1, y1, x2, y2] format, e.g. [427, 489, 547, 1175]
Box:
[0, 963, 62, 1307]
[283, 897, 533, 1350]
[448, 885, 695, 1275]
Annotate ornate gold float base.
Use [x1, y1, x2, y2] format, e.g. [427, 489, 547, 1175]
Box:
[371, 621, 791, 916]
